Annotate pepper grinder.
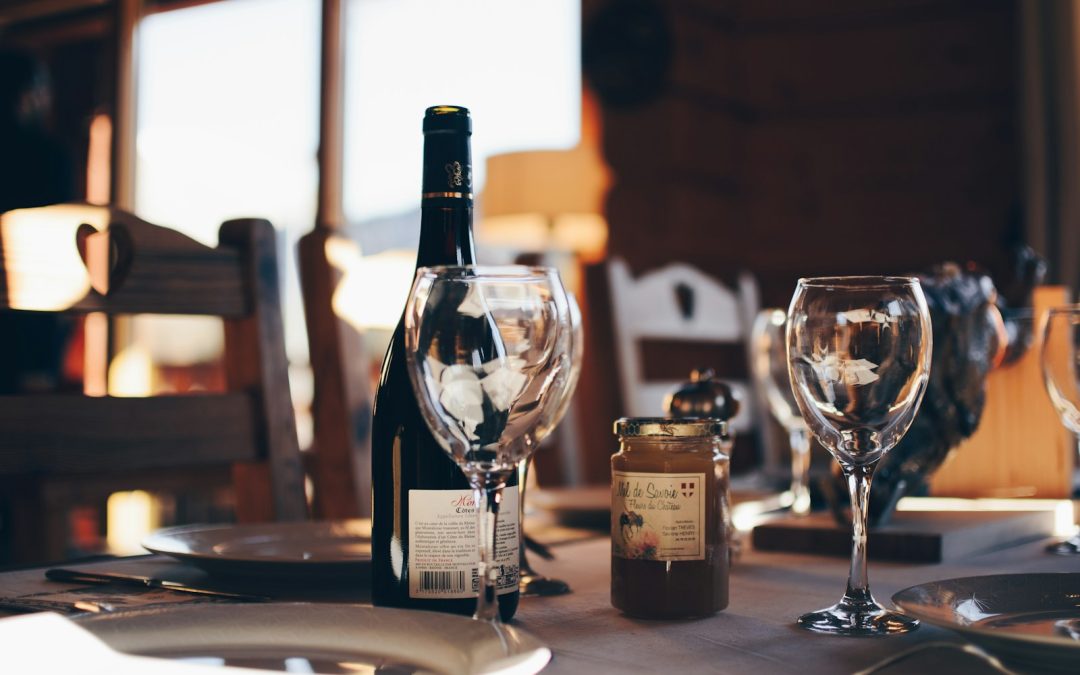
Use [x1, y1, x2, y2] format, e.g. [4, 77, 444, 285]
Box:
[664, 368, 739, 451]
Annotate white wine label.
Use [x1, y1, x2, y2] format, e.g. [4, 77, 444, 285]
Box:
[408, 486, 519, 599]
[612, 472, 706, 561]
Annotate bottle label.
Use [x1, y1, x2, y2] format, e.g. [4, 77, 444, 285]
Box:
[611, 471, 706, 561]
[408, 487, 519, 599]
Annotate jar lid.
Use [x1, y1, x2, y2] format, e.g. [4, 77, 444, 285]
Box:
[614, 417, 727, 438]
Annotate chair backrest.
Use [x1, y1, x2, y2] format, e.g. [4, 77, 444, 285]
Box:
[607, 256, 762, 437]
[296, 226, 371, 518]
[0, 204, 307, 524]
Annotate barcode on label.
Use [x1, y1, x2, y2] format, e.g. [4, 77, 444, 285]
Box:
[418, 570, 467, 594]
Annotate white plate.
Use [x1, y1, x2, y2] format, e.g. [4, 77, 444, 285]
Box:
[143, 520, 371, 580]
[893, 573, 1080, 672]
[78, 602, 551, 675]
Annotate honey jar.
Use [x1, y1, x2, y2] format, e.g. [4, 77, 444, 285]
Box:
[610, 417, 730, 619]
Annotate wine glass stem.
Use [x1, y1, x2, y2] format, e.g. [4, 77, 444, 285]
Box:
[843, 463, 876, 603]
[472, 482, 502, 623]
[789, 428, 811, 516]
[517, 458, 538, 577]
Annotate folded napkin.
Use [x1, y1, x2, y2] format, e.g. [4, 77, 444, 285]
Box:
[2, 613, 276, 674]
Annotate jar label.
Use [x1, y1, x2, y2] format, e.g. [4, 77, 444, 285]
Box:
[612, 471, 706, 561]
[407, 487, 519, 599]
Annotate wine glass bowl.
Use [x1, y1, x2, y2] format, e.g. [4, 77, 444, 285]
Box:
[1042, 307, 1080, 431]
[530, 292, 584, 442]
[1040, 306, 1080, 555]
[407, 266, 562, 474]
[789, 278, 931, 468]
[404, 265, 571, 622]
[787, 276, 932, 636]
[518, 291, 584, 597]
[751, 308, 812, 515]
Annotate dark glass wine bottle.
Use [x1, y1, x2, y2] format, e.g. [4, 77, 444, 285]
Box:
[371, 105, 519, 620]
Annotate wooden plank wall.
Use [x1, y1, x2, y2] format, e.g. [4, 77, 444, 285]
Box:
[577, 0, 1022, 484]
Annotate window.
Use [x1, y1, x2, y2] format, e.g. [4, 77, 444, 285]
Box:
[136, 0, 320, 363]
[343, 0, 581, 253]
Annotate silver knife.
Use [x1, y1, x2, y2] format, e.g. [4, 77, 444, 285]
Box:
[45, 568, 270, 602]
[0, 598, 116, 614]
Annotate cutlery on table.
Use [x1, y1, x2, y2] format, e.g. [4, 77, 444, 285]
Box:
[44, 568, 270, 602]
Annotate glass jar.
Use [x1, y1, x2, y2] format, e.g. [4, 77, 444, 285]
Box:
[610, 417, 731, 619]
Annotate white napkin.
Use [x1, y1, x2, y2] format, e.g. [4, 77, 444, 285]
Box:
[2, 613, 278, 674]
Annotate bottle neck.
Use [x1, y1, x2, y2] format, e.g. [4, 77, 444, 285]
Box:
[415, 202, 476, 268]
[416, 124, 475, 269]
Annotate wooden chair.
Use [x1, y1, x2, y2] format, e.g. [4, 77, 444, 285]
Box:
[296, 226, 371, 518]
[607, 256, 766, 469]
[0, 204, 307, 563]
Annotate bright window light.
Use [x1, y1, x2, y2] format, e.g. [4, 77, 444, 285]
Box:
[135, 0, 319, 360]
[343, 0, 581, 251]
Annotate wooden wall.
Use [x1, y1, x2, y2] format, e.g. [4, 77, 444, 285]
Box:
[574, 0, 1023, 484]
[1, 3, 115, 203]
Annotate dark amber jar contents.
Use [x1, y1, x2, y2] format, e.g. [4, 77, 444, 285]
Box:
[610, 418, 730, 619]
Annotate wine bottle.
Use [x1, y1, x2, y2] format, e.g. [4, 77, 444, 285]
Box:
[371, 105, 520, 620]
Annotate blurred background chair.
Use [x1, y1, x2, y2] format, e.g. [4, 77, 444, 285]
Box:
[0, 204, 307, 564]
[607, 256, 765, 471]
[297, 226, 371, 519]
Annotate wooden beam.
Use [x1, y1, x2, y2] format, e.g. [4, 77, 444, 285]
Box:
[112, 0, 140, 210]
[144, 0, 225, 14]
[316, 0, 347, 230]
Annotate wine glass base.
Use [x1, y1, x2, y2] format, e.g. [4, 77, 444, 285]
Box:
[778, 489, 812, 517]
[520, 573, 572, 597]
[798, 600, 919, 637]
[1047, 534, 1080, 555]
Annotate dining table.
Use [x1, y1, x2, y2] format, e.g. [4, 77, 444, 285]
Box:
[0, 526, 1074, 674]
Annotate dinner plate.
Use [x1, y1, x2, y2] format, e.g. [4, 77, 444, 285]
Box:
[142, 520, 371, 580]
[77, 602, 551, 675]
[892, 573, 1080, 672]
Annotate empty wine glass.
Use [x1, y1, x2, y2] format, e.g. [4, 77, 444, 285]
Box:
[518, 291, 584, 597]
[405, 265, 570, 622]
[787, 276, 931, 636]
[1040, 306, 1080, 555]
[752, 308, 812, 516]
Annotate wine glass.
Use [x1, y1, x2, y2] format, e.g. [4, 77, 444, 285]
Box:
[518, 291, 584, 596]
[751, 308, 812, 516]
[787, 276, 931, 636]
[405, 265, 570, 622]
[1040, 306, 1080, 555]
